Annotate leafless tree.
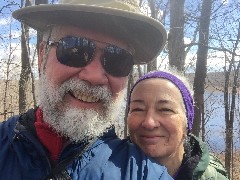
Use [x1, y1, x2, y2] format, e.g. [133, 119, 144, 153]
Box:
[0, 0, 18, 14]
[35, 0, 48, 56]
[168, 0, 185, 71]
[147, 0, 166, 72]
[192, 0, 213, 137]
[2, 22, 19, 119]
[18, 0, 32, 113]
[223, 21, 240, 177]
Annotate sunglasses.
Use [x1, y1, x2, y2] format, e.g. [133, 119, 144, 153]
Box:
[47, 36, 134, 77]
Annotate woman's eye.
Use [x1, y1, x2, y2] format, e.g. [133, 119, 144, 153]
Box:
[130, 108, 144, 112]
[160, 108, 173, 112]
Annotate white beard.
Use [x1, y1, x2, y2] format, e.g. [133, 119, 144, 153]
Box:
[38, 72, 125, 143]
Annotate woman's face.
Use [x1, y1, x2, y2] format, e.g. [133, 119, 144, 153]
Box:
[128, 78, 187, 163]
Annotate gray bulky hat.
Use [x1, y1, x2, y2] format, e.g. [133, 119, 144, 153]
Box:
[12, 0, 167, 64]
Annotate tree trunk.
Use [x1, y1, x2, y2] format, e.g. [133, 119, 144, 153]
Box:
[168, 0, 185, 71]
[19, 0, 31, 114]
[147, 0, 159, 71]
[192, 0, 212, 137]
[31, 0, 48, 108]
[224, 22, 240, 177]
[35, 0, 48, 55]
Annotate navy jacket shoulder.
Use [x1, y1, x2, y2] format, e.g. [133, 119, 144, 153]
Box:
[0, 110, 172, 180]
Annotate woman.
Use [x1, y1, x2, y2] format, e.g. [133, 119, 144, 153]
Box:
[127, 69, 229, 180]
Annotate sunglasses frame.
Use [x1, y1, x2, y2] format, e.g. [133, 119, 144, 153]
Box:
[47, 36, 134, 77]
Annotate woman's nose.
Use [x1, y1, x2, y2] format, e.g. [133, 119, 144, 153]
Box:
[141, 111, 159, 130]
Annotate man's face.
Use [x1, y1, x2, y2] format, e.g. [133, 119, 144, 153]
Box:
[38, 26, 129, 142]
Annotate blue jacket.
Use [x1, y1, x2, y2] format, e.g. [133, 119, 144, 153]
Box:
[0, 109, 172, 180]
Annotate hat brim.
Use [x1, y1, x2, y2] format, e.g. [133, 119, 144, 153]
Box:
[13, 4, 167, 64]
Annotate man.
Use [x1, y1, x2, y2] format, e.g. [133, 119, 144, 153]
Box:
[0, 0, 170, 179]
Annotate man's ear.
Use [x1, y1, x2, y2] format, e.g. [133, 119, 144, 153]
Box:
[38, 42, 46, 72]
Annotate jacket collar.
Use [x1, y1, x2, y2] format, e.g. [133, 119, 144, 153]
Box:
[174, 134, 210, 180]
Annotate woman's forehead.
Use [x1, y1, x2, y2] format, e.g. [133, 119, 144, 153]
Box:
[131, 78, 183, 101]
[133, 78, 178, 92]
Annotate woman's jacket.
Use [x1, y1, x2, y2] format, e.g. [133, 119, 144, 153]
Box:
[175, 134, 229, 180]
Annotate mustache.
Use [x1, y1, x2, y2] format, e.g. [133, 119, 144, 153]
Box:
[58, 78, 112, 103]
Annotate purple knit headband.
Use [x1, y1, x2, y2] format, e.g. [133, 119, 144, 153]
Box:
[128, 71, 194, 132]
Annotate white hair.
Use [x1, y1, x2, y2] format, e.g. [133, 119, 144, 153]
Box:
[159, 67, 194, 131]
[162, 67, 194, 97]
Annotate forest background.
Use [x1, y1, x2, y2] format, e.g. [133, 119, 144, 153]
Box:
[0, 0, 239, 179]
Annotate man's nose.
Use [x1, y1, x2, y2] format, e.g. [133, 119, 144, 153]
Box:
[78, 50, 108, 86]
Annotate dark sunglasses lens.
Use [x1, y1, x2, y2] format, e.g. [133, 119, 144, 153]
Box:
[56, 36, 95, 67]
[103, 46, 133, 77]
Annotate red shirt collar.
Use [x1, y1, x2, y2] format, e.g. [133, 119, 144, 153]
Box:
[34, 108, 63, 162]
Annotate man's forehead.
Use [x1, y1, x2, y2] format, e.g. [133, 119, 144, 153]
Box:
[51, 25, 123, 39]
[50, 25, 132, 51]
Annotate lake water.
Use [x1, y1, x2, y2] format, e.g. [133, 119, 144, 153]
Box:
[204, 91, 240, 152]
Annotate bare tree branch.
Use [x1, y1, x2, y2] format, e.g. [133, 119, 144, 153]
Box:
[184, 43, 240, 56]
